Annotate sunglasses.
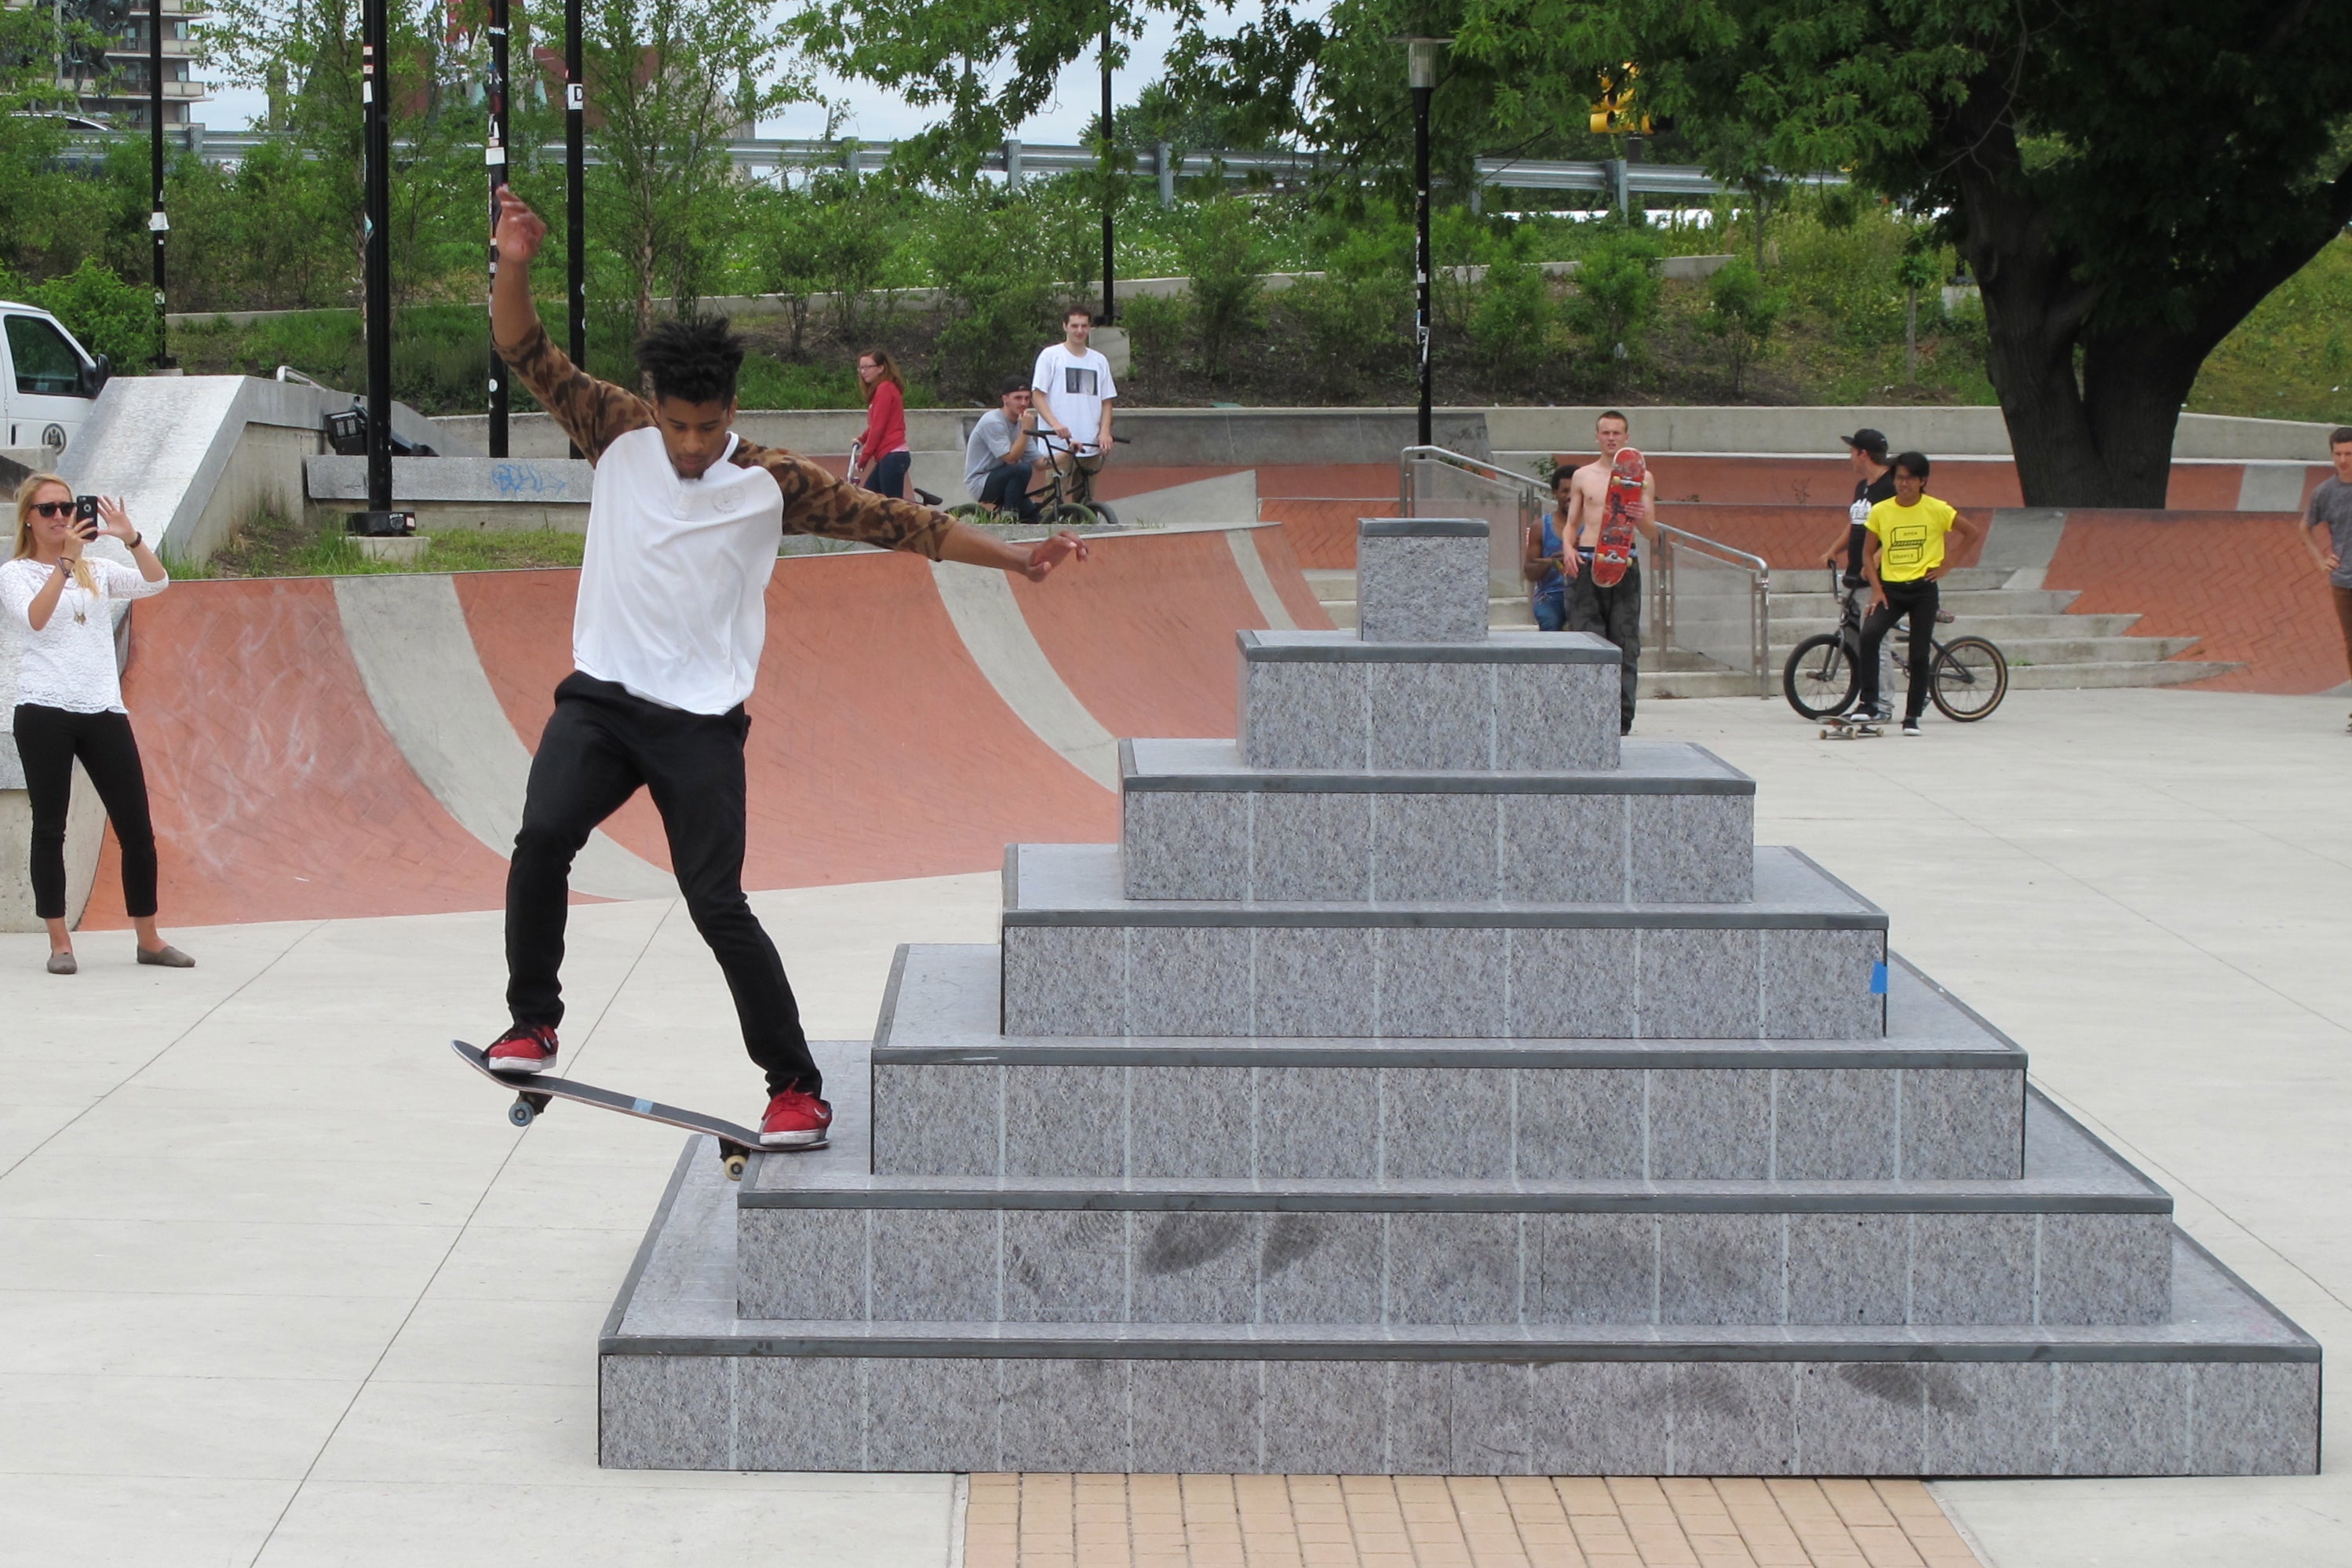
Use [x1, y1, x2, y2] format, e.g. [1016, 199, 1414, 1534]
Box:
[30, 501, 78, 519]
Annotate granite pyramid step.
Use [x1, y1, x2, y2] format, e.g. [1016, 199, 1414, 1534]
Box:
[737, 1082, 2170, 1329]
[874, 944, 2016, 1181]
[1001, 843, 1887, 1041]
[1119, 738, 1756, 904]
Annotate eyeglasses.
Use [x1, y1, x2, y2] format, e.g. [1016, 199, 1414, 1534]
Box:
[30, 501, 76, 519]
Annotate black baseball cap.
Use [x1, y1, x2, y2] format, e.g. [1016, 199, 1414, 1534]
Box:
[1842, 428, 1889, 459]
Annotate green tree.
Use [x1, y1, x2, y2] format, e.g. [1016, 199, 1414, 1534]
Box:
[0, 6, 115, 279]
[1465, 227, 1553, 381]
[1176, 196, 1266, 381]
[1562, 225, 1659, 388]
[928, 196, 1056, 399]
[1703, 255, 1783, 396]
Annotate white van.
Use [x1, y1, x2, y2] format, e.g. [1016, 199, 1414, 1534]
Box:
[0, 303, 108, 461]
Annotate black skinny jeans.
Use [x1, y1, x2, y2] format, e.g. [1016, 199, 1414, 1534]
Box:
[1565, 558, 1643, 731]
[505, 673, 821, 1097]
[11, 704, 159, 920]
[1857, 578, 1940, 721]
[977, 461, 1041, 522]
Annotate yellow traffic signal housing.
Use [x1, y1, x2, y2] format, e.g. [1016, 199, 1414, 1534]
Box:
[1589, 64, 1653, 136]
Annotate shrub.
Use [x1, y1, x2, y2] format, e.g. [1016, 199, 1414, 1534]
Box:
[1281, 221, 1410, 396]
[1704, 257, 1787, 395]
[26, 260, 161, 370]
[1176, 197, 1266, 381]
[1563, 226, 1662, 388]
[1466, 230, 1554, 382]
[930, 201, 1058, 400]
[1118, 292, 1190, 390]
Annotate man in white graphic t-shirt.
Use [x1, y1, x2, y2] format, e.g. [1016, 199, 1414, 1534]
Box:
[1031, 307, 1118, 490]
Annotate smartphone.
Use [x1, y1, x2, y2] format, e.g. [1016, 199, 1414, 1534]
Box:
[74, 495, 99, 539]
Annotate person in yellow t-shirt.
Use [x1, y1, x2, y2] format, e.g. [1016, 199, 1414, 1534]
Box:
[1856, 451, 1983, 733]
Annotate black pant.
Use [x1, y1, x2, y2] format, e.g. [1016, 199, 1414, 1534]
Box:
[1858, 578, 1940, 721]
[867, 450, 910, 499]
[11, 704, 159, 921]
[505, 673, 820, 1097]
[978, 461, 1040, 522]
[1566, 558, 1642, 731]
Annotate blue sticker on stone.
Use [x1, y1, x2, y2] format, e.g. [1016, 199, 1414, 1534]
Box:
[633, 1096, 654, 1114]
[1870, 962, 1889, 995]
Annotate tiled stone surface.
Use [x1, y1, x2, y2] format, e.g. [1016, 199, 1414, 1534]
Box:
[1373, 794, 1497, 901]
[1657, 1214, 1781, 1326]
[736, 1209, 863, 1320]
[1251, 927, 1377, 1037]
[1367, 663, 1493, 769]
[1378, 1066, 1513, 1181]
[1002, 1064, 1122, 1178]
[1000, 925, 1125, 1035]
[1002, 1209, 1125, 1322]
[1629, 794, 1755, 902]
[1121, 791, 1246, 900]
[1776, 1068, 1898, 1181]
[1500, 793, 1627, 902]
[1129, 926, 1252, 1037]
[1761, 928, 1887, 1040]
[1910, 1213, 2035, 1325]
[1528, 1213, 1656, 1324]
[1256, 1213, 1382, 1323]
[1357, 530, 1490, 643]
[1504, 928, 1639, 1039]
[1649, 1069, 1773, 1180]
[1255, 1067, 1379, 1180]
[1903, 1067, 2026, 1179]
[870, 1063, 996, 1177]
[1513, 1066, 1646, 1180]
[1376, 928, 1510, 1037]
[1129, 1066, 1253, 1180]
[1240, 658, 1621, 771]
[1240, 659, 1366, 770]
[2039, 1214, 2175, 1326]
[603, 1351, 2319, 1474]
[869, 1209, 997, 1322]
[1636, 929, 1763, 1039]
[1252, 793, 1373, 902]
[1494, 661, 1619, 770]
[1131, 1212, 1254, 1323]
[1784, 1214, 1908, 1326]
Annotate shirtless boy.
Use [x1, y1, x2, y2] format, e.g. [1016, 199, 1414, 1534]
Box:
[1554, 410, 1657, 733]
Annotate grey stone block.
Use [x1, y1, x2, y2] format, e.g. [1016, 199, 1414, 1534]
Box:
[1449, 1362, 1533, 1473]
[738, 1209, 866, 1321]
[1385, 1362, 1457, 1473]
[1507, 928, 1639, 1039]
[1910, 1214, 2035, 1325]
[1658, 1214, 1781, 1326]
[1387, 1212, 1519, 1325]
[1131, 1067, 1254, 1180]
[1373, 793, 1498, 902]
[1775, 1069, 1898, 1181]
[865, 1358, 1000, 1471]
[2191, 1363, 2321, 1475]
[1002, 1209, 1126, 1323]
[1255, 1066, 1378, 1180]
[1131, 1211, 1256, 1323]
[872, 1064, 998, 1177]
[1669, 1362, 1796, 1475]
[1784, 1215, 1908, 1326]
[1514, 1067, 1645, 1180]
[1242, 660, 1366, 769]
[1629, 794, 1754, 903]
[1494, 661, 1619, 771]
[1262, 1361, 1389, 1474]
[600, 1356, 731, 1469]
[1130, 1360, 1264, 1471]
[870, 1210, 997, 1322]
[1258, 1212, 1383, 1323]
[2038, 1215, 2173, 1326]
[1649, 1069, 1772, 1180]
[1638, 928, 1763, 1039]
[1367, 662, 1493, 769]
[1001, 925, 1125, 1036]
[999, 1358, 1129, 1471]
[1903, 1067, 2026, 1180]
[1528, 1213, 1656, 1324]
[1253, 927, 1377, 1037]
[1003, 1064, 1125, 1178]
[1129, 925, 1252, 1037]
[1499, 793, 1626, 903]
[1531, 1362, 1671, 1474]
[737, 1357, 865, 1469]
[1923, 1362, 2055, 1475]
[1379, 928, 1510, 1037]
[1380, 1067, 1513, 1180]
[1253, 792, 1373, 902]
[1761, 928, 1884, 1041]
[1123, 790, 1247, 900]
[1358, 529, 1491, 644]
[1794, 1363, 1926, 1475]
[2056, 1363, 2190, 1476]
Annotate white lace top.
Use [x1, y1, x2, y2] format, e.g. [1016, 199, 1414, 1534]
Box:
[0, 556, 168, 714]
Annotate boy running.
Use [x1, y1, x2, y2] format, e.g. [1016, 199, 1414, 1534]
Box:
[479, 186, 1087, 1148]
[1855, 451, 1983, 735]
[2302, 425, 2352, 732]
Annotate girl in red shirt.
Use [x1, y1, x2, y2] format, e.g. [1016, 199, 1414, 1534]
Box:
[853, 348, 910, 499]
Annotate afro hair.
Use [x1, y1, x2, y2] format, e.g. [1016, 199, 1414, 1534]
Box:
[635, 316, 746, 406]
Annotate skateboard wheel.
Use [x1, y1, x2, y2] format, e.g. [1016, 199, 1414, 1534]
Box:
[508, 1097, 535, 1128]
[724, 1154, 748, 1182]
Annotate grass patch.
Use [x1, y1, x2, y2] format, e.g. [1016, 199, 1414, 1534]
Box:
[2190, 235, 2352, 426]
[180, 498, 585, 578]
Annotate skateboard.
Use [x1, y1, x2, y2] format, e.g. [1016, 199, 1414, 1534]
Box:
[1589, 447, 1645, 588]
[1819, 713, 1884, 740]
[450, 1039, 810, 1180]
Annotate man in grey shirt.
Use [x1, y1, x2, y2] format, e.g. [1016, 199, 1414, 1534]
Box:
[2304, 425, 2352, 731]
[965, 377, 1042, 523]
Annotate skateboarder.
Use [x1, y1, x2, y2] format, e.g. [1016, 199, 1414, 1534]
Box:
[478, 184, 1088, 1149]
[1554, 410, 1656, 733]
[1854, 451, 1983, 735]
[2303, 425, 2352, 732]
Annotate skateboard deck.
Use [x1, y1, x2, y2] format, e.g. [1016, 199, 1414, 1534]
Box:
[450, 1040, 814, 1180]
[1819, 714, 1883, 740]
[1591, 447, 1645, 588]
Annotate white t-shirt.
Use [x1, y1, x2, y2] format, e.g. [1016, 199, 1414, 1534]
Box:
[572, 428, 786, 715]
[1031, 343, 1118, 448]
[0, 556, 165, 714]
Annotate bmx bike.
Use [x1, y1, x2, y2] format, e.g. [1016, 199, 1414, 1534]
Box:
[1782, 569, 2008, 723]
[946, 428, 1130, 527]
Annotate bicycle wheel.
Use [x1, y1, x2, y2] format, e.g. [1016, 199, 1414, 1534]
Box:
[1931, 636, 2008, 721]
[1782, 633, 1858, 720]
[1086, 501, 1118, 528]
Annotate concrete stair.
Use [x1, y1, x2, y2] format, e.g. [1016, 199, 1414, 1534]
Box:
[600, 519, 2317, 1476]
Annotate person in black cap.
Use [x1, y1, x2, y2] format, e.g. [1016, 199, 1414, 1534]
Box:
[1819, 428, 1895, 590]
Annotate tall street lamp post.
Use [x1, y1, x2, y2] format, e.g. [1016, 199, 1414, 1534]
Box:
[148, 0, 170, 366]
[565, 0, 587, 457]
[484, 0, 510, 457]
[1099, 22, 1114, 323]
[360, 0, 396, 527]
[1406, 37, 1447, 447]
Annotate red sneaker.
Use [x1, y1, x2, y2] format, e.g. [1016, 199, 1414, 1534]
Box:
[760, 1086, 833, 1150]
[484, 1022, 558, 1074]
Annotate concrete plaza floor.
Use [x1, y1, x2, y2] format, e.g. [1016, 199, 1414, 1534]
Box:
[2, 685, 2347, 1566]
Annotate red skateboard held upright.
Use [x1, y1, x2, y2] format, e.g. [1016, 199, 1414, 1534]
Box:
[1591, 446, 1645, 588]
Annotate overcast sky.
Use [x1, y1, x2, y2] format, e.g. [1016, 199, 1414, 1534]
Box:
[195, 6, 1280, 148]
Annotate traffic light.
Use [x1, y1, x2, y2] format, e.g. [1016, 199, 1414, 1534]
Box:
[1588, 64, 1652, 136]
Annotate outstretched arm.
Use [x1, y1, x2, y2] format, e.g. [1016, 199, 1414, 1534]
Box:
[490, 186, 651, 462]
[940, 523, 1089, 582]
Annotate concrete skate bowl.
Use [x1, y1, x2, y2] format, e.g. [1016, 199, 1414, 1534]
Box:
[80, 523, 1328, 928]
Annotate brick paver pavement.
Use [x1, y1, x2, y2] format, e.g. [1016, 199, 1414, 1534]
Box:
[963, 1476, 1984, 1568]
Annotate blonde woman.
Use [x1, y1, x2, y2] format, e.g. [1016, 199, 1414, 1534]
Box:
[2, 476, 190, 973]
